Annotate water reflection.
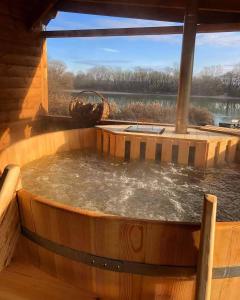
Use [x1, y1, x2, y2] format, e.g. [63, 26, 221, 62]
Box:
[72, 91, 240, 124]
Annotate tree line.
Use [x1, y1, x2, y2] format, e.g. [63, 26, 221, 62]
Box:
[48, 60, 240, 97]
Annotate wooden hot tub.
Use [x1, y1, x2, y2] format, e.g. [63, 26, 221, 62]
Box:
[0, 128, 240, 300]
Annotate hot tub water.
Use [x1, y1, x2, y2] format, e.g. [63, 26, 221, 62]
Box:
[22, 151, 240, 222]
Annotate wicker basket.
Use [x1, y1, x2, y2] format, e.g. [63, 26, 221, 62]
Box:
[69, 90, 110, 127]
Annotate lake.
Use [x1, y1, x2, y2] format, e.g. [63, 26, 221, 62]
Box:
[71, 90, 240, 125]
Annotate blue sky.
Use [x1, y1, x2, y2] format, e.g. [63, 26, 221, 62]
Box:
[47, 12, 240, 74]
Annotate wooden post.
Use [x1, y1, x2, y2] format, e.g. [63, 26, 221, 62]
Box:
[195, 194, 217, 300]
[175, 0, 198, 134]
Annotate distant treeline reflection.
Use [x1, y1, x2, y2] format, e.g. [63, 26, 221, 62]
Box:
[73, 65, 240, 97]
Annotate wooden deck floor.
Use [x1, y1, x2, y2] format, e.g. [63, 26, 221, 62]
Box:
[0, 259, 97, 300]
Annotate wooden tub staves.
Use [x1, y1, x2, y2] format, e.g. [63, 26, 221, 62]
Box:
[15, 189, 240, 300]
[0, 128, 239, 300]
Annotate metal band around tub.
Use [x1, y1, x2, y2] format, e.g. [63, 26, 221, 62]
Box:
[21, 227, 240, 279]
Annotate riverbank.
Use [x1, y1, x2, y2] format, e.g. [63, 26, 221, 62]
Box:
[49, 92, 214, 125]
[66, 89, 240, 102]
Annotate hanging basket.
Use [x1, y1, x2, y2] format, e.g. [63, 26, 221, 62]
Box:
[69, 90, 110, 127]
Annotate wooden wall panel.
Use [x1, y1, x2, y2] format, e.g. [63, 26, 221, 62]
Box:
[194, 142, 208, 168]
[129, 136, 141, 160]
[0, 199, 20, 271]
[178, 140, 190, 165]
[145, 137, 156, 160]
[0, 0, 48, 151]
[0, 165, 21, 271]
[115, 135, 125, 159]
[103, 132, 109, 155]
[109, 134, 116, 157]
[161, 139, 172, 163]
[206, 142, 217, 168]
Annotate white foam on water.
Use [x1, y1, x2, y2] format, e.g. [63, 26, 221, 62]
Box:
[22, 151, 240, 223]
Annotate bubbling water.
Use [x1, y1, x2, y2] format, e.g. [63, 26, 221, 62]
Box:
[21, 151, 240, 223]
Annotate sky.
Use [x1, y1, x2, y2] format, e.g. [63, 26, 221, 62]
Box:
[47, 12, 240, 74]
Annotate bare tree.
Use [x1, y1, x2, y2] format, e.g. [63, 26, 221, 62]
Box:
[48, 60, 74, 94]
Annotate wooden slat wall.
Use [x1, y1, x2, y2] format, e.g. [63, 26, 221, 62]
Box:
[97, 129, 239, 168]
[0, 165, 21, 271]
[0, 0, 47, 151]
[0, 199, 20, 271]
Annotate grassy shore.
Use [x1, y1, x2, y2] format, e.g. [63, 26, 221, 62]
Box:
[49, 92, 214, 125]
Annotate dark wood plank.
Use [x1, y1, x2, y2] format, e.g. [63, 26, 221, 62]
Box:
[43, 23, 240, 38]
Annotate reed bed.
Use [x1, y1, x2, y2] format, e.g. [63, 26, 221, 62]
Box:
[49, 93, 214, 125]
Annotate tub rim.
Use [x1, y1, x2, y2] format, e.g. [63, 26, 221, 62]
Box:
[17, 188, 240, 227]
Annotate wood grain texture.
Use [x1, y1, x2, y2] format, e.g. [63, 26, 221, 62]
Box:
[96, 129, 102, 152]
[115, 135, 125, 159]
[175, 0, 197, 134]
[177, 140, 190, 165]
[42, 23, 240, 39]
[206, 142, 217, 168]
[129, 136, 141, 160]
[0, 256, 97, 300]
[196, 194, 217, 300]
[109, 133, 116, 157]
[103, 131, 109, 155]
[226, 139, 238, 163]
[145, 137, 156, 160]
[215, 141, 228, 165]
[161, 139, 172, 163]
[0, 128, 96, 172]
[195, 142, 208, 168]
[0, 1, 47, 150]
[0, 126, 237, 299]
[0, 199, 20, 271]
[96, 126, 239, 167]
[15, 188, 240, 299]
[17, 189, 200, 299]
[0, 165, 21, 271]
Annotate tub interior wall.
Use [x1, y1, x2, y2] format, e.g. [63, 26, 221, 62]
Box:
[0, 128, 96, 172]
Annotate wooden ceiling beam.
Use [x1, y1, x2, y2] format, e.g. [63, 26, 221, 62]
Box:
[42, 26, 183, 38]
[60, 0, 185, 10]
[56, 1, 185, 23]
[28, 0, 59, 30]
[57, 0, 240, 14]
[56, 1, 240, 24]
[42, 23, 240, 38]
[199, 22, 240, 33]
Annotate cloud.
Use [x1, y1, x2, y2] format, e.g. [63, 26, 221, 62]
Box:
[72, 59, 130, 66]
[124, 34, 182, 44]
[100, 47, 120, 53]
[196, 32, 240, 47]
[127, 31, 240, 46]
[96, 18, 179, 28]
